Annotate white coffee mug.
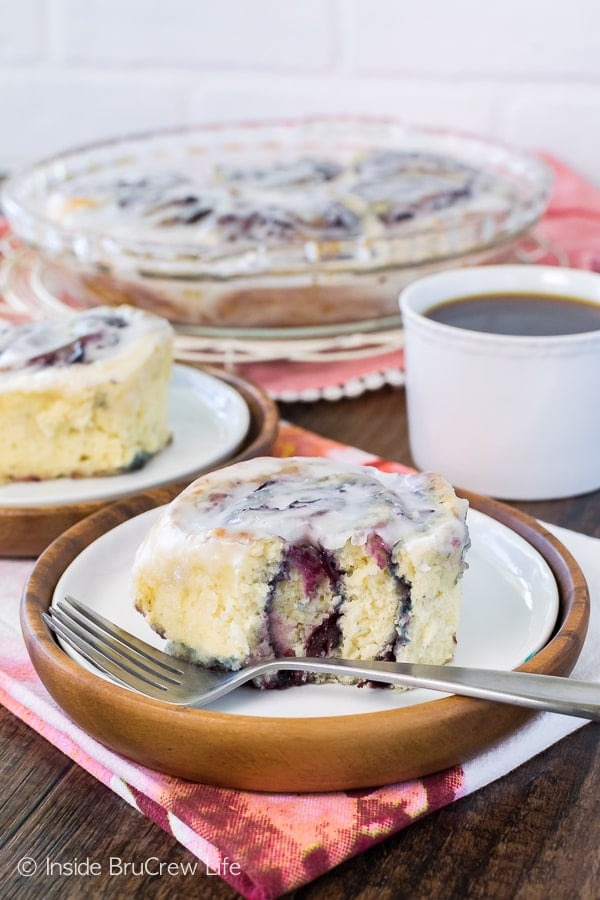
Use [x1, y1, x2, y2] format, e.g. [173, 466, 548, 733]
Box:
[399, 265, 600, 500]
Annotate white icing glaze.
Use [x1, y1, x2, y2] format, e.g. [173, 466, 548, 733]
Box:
[0, 305, 173, 393]
[157, 456, 468, 555]
[44, 150, 482, 249]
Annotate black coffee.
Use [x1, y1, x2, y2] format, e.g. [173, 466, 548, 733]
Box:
[425, 292, 600, 336]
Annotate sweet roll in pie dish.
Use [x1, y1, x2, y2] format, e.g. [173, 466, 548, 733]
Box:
[2, 120, 553, 329]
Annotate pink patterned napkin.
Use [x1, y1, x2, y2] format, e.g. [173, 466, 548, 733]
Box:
[535, 152, 600, 272]
[1, 422, 599, 900]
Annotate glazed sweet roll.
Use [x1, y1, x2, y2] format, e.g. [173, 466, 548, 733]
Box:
[131, 456, 470, 688]
[0, 305, 173, 481]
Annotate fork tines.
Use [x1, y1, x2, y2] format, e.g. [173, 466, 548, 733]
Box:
[43, 595, 186, 697]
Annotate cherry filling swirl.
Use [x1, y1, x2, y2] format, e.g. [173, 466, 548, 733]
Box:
[257, 535, 413, 689]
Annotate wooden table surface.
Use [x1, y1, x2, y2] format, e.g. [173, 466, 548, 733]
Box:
[1, 384, 598, 900]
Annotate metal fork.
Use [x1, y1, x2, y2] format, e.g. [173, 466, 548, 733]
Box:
[42, 595, 600, 720]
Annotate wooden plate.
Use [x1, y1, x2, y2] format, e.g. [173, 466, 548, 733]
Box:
[0, 366, 278, 558]
[21, 491, 589, 792]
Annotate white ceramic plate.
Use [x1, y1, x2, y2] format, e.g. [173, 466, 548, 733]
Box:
[0, 364, 250, 507]
[52, 507, 559, 717]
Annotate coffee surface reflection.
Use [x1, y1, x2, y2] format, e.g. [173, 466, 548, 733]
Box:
[425, 292, 600, 336]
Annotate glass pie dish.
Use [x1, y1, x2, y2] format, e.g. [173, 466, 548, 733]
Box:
[1, 118, 554, 330]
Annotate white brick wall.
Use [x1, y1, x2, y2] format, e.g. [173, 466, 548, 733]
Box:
[61, 0, 336, 70]
[347, 0, 600, 79]
[0, 0, 599, 186]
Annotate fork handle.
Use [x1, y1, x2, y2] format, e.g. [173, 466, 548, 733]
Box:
[248, 658, 600, 721]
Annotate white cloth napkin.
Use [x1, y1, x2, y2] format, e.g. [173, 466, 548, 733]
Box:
[462, 523, 598, 793]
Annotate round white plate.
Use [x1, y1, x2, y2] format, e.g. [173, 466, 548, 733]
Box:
[52, 506, 559, 717]
[0, 364, 250, 507]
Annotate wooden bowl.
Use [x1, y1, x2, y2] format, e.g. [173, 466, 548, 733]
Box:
[0, 366, 278, 558]
[21, 491, 589, 792]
